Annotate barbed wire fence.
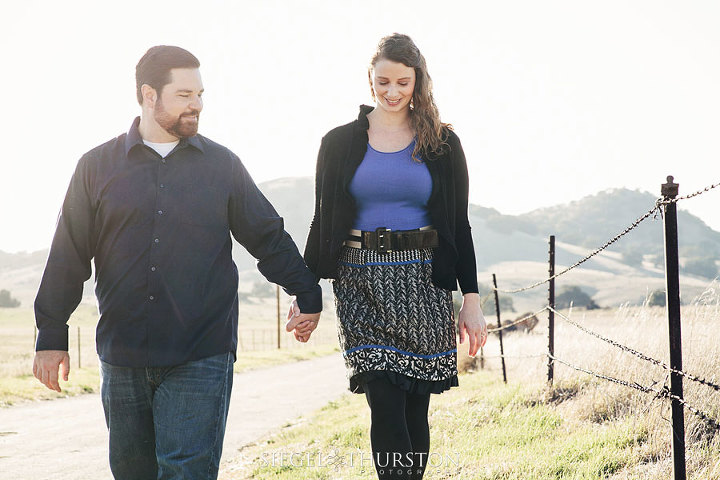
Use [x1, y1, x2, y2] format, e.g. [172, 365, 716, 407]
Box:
[481, 176, 720, 480]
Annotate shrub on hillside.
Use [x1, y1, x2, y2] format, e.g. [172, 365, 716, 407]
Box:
[0, 289, 20, 308]
[647, 290, 666, 307]
[555, 285, 600, 309]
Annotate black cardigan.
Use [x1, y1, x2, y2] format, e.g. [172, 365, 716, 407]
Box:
[304, 105, 479, 294]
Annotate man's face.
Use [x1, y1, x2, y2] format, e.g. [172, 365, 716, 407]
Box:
[154, 68, 204, 139]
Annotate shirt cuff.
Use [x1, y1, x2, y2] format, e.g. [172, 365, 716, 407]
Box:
[295, 284, 323, 313]
[36, 327, 69, 352]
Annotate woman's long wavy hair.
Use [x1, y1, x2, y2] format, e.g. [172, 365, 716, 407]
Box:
[368, 33, 451, 161]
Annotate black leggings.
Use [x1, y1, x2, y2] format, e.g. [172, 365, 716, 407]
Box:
[363, 377, 431, 480]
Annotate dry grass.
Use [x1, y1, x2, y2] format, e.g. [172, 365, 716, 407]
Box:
[478, 280, 720, 478]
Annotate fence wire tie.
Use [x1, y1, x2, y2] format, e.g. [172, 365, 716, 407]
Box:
[547, 306, 720, 393]
[653, 199, 664, 220]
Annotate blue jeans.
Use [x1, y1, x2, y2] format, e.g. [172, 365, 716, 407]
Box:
[100, 352, 234, 480]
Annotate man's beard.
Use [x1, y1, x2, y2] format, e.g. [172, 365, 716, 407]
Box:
[154, 98, 200, 139]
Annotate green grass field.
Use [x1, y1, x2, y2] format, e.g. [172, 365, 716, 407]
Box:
[220, 372, 662, 480]
[219, 295, 720, 479]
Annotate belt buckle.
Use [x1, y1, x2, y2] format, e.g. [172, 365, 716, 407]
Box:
[375, 227, 392, 253]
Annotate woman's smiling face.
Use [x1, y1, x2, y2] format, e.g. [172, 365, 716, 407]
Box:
[371, 58, 416, 113]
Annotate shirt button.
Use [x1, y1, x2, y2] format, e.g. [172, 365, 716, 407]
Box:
[150, 266, 156, 272]
[149, 295, 155, 301]
[157, 210, 163, 215]
[161, 159, 166, 164]
[154, 238, 160, 244]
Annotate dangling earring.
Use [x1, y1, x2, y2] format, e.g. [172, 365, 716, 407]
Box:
[410, 97, 415, 110]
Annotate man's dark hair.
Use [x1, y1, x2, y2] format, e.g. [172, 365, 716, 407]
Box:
[135, 46, 200, 105]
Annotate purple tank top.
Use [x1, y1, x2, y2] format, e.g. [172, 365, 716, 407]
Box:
[349, 140, 433, 231]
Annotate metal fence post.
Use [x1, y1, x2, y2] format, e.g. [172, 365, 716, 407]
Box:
[77, 326, 81, 369]
[547, 235, 555, 386]
[492, 274, 507, 383]
[662, 175, 686, 480]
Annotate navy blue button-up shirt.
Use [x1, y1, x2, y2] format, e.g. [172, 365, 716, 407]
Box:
[35, 117, 322, 367]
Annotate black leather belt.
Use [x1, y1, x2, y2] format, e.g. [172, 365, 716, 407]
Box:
[344, 227, 439, 253]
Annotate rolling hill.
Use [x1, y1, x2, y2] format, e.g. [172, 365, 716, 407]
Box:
[1, 178, 717, 309]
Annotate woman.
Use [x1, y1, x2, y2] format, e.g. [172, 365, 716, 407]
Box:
[296, 33, 487, 479]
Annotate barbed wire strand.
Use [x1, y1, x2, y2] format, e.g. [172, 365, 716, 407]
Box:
[548, 354, 657, 394]
[479, 353, 548, 360]
[487, 307, 549, 333]
[548, 354, 720, 431]
[547, 306, 720, 393]
[546, 353, 657, 393]
[658, 386, 720, 431]
[493, 179, 720, 295]
[478, 291, 495, 306]
[659, 180, 720, 204]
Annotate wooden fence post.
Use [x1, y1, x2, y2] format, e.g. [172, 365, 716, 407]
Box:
[277, 285, 281, 349]
[492, 274, 507, 383]
[547, 235, 555, 386]
[662, 175, 686, 480]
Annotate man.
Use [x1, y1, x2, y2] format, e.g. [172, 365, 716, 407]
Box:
[33, 45, 321, 479]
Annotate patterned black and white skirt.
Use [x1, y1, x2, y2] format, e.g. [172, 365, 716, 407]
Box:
[333, 246, 459, 394]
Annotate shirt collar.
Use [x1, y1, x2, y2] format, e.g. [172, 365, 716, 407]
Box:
[124, 116, 205, 157]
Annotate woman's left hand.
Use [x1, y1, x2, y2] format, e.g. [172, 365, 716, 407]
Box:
[457, 293, 487, 357]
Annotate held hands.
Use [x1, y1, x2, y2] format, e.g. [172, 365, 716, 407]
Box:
[285, 298, 320, 343]
[458, 293, 488, 357]
[33, 350, 70, 392]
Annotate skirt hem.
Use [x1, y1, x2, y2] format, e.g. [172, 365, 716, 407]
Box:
[349, 369, 459, 395]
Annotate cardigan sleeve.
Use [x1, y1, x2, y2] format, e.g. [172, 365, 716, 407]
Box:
[449, 132, 479, 294]
[303, 135, 326, 278]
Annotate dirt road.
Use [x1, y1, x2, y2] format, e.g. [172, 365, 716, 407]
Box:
[0, 354, 347, 480]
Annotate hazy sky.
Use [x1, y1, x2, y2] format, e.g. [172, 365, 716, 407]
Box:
[1, 0, 719, 253]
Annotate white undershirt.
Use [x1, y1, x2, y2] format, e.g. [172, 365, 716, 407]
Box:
[143, 139, 179, 158]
